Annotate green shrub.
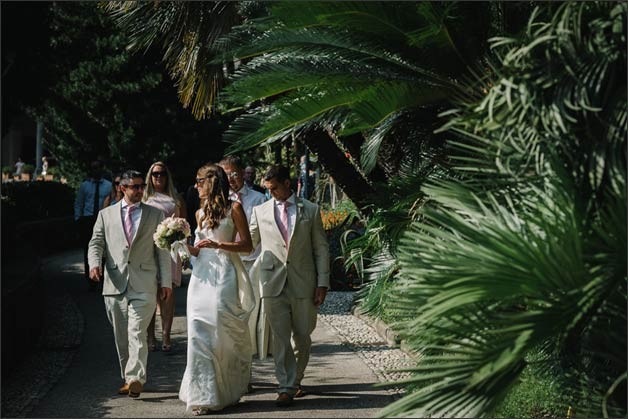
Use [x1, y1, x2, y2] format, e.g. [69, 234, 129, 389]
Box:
[1, 181, 75, 221]
[491, 361, 574, 418]
[21, 164, 35, 174]
[2, 181, 76, 259]
[2, 166, 13, 174]
[320, 199, 364, 290]
[46, 166, 61, 176]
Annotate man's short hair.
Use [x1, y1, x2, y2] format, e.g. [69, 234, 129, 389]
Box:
[218, 155, 244, 170]
[263, 165, 291, 182]
[120, 170, 143, 185]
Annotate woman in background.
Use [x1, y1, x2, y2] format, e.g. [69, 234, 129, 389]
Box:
[143, 161, 186, 352]
[103, 173, 123, 207]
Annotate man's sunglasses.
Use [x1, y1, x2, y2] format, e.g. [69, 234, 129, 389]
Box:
[123, 183, 147, 190]
[151, 171, 167, 178]
[113, 181, 120, 185]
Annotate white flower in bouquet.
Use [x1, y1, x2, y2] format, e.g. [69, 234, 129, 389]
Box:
[153, 216, 192, 265]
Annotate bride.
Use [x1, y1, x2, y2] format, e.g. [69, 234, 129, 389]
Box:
[179, 163, 255, 415]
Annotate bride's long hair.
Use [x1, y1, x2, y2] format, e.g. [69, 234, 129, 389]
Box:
[197, 163, 231, 230]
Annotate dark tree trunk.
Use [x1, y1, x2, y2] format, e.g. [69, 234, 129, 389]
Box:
[273, 141, 282, 165]
[302, 129, 376, 215]
[342, 133, 363, 166]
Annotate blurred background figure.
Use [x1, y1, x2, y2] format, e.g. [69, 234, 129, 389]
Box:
[74, 159, 112, 291]
[244, 165, 265, 194]
[218, 156, 270, 360]
[103, 173, 124, 207]
[143, 161, 186, 352]
[41, 156, 49, 176]
[14, 157, 24, 176]
[297, 155, 316, 200]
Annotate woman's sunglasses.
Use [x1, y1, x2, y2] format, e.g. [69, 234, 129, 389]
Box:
[195, 177, 209, 185]
[151, 171, 167, 178]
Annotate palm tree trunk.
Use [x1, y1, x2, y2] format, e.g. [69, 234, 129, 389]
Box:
[302, 129, 376, 214]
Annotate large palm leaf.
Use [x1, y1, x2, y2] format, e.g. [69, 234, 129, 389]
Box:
[378, 2, 627, 417]
[383, 161, 625, 418]
[220, 2, 485, 162]
[104, 1, 244, 118]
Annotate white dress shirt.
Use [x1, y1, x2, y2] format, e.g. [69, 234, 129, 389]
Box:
[232, 185, 267, 261]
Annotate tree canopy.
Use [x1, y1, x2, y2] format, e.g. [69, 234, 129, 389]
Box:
[3, 2, 228, 188]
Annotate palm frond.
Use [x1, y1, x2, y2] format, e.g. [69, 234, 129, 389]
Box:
[360, 112, 400, 175]
[223, 86, 359, 153]
[231, 26, 456, 88]
[375, 3, 626, 417]
[381, 160, 625, 417]
[222, 56, 379, 105]
[270, 1, 459, 53]
[224, 79, 448, 154]
[105, 1, 242, 118]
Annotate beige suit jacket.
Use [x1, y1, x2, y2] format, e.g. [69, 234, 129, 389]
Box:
[88, 201, 172, 296]
[249, 197, 330, 298]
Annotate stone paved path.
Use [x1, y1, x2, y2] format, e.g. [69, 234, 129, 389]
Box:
[4, 249, 403, 418]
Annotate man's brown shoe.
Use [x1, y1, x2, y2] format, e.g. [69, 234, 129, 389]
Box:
[128, 380, 143, 398]
[118, 383, 130, 395]
[294, 386, 306, 398]
[275, 392, 293, 407]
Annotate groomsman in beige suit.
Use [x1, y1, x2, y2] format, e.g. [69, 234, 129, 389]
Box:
[88, 170, 172, 399]
[249, 165, 330, 407]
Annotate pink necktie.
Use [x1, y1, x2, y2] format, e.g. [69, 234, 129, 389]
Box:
[124, 205, 136, 245]
[278, 201, 290, 245]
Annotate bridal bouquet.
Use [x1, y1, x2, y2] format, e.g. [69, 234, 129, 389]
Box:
[153, 216, 192, 265]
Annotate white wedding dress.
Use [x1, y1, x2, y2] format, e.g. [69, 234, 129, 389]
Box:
[179, 210, 255, 412]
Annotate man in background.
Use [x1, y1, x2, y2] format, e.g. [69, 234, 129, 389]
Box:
[219, 156, 269, 360]
[74, 159, 112, 291]
[244, 165, 266, 194]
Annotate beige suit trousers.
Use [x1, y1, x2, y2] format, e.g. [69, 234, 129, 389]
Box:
[104, 282, 157, 384]
[264, 280, 317, 395]
[243, 259, 272, 359]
